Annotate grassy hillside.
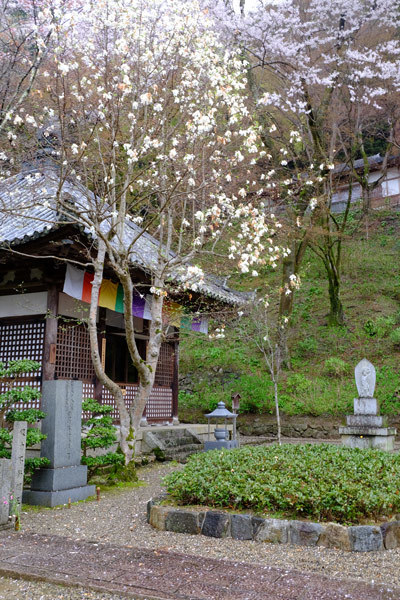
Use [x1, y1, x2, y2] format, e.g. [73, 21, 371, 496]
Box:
[178, 209, 400, 420]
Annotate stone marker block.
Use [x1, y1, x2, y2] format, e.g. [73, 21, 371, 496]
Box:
[253, 518, 289, 544]
[10, 421, 27, 507]
[346, 415, 386, 427]
[354, 398, 378, 416]
[40, 380, 83, 468]
[318, 523, 351, 551]
[348, 525, 383, 552]
[165, 509, 201, 535]
[230, 514, 253, 540]
[289, 521, 323, 546]
[149, 505, 171, 530]
[23, 380, 94, 507]
[147, 498, 155, 523]
[22, 485, 95, 508]
[201, 511, 230, 538]
[31, 465, 88, 491]
[371, 434, 396, 451]
[380, 521, 400, 550]
[0, 459, 12, 527]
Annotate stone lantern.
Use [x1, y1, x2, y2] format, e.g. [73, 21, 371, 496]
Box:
[204, 401, 238, 451]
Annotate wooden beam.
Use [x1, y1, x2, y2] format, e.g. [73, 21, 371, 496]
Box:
[42, 285, 59, 381]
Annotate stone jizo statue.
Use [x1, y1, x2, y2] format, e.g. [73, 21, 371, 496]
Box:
[355, 358, 375, 399]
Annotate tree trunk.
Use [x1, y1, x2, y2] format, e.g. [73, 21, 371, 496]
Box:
[129, 290, 164, 443]
[273, 379, 281, 445]
[87, 243, 133, 465]
[327, 267, 344, 327]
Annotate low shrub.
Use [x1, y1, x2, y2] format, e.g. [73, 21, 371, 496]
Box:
[323, 357, 350, 378]
[165, 444, 400, 524]
[294, 337, 318, 358]
[0, 359, 49, 479]
[389, 327, 400, 347]
[81, 399, 124, 479]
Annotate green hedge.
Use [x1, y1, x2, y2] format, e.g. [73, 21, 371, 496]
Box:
[165, 444, 400, 524]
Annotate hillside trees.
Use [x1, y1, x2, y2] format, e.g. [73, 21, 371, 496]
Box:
[218, 0, 400, 327]
[2, 0, 288, 463]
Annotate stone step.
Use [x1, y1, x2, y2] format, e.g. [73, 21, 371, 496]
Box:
[164, 444, 203, 462]
[163, 436, 201, 448]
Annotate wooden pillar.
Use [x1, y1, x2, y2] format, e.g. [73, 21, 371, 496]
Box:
[172, 340, 179, 424]
[42, 285, 59, 381]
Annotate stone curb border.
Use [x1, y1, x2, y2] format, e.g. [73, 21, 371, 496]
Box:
[147, 496, 400, 552]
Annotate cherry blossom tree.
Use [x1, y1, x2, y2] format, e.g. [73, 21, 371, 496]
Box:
[4, 0, 286, 463]
[213, 0, 400, 327]
[0, 0, 64, 135]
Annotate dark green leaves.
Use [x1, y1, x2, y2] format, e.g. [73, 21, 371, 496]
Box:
[165, 444, 400, 524]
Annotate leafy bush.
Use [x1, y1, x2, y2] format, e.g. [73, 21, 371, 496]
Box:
[81, 398, 124, 478]
[285, 373, 312, 396]
[165, 444, 400, 524]
[389, 328, 400, 347]
[294, 337, 318, 358]
[363, 316, 397, 338]
[323, 357, 350, 378]
[0, 360, 49, 476]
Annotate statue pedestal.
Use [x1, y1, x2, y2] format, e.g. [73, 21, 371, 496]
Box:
[339, 426, 397, 451]
[340, 394, 397, 451]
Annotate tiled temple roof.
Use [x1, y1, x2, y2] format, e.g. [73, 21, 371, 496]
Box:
[0, 169, 250, 306]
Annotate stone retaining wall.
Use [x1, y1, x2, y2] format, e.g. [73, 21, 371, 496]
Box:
[147, 498, 400, 552]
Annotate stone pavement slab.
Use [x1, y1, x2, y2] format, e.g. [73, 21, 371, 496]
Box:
[0, 531, 399, 600]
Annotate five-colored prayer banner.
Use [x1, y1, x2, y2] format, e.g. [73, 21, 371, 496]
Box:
[63, 264, 207, 333]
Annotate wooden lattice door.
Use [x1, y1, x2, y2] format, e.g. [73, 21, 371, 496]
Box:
[55, 322, 95, 381]
[154, 342, 174, 386]
[0, 319, 45, 409]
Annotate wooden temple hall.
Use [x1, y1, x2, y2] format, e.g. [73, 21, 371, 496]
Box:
[0, 167, 246, 424]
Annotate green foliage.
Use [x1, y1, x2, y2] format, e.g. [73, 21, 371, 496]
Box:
[165, 444, 400, 524]
[6, 408, 46, 424]
[81, 452, 124, 469]
[0, 360, 41, 378]
[323, 358, 350, 378]
[363, 319, 378, 337]
[294, 337, 318, 358]
[363, 316, 397, 339]
[81, 398, 124, 478]
[0, 359, 47, 478]
[285, 373, 312, 396]
[389, 328, 400, 347]
[179, 211, 400, 419]
[26, 428, 46, 447]
[25, 457, 50, 477]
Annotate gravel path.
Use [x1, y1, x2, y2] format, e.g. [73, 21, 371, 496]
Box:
[0, 460, 395, 599]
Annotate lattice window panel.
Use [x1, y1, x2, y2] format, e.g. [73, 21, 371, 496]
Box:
[55, 323, 95, 382]
[0, 321, 45, 369]
[145, 387, 173, 420]
[81, 382, 96, 420]
[101, 384, 137, 421]
[154, 343, 174, 387]
[0, 321, 44, 411]
[99, 384, 172, 423]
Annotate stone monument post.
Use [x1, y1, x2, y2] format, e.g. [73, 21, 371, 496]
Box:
[23, 380, 95, 507]
[0, 458, 12, 529]
[339, 359, 397, 451]
[10, 421, 27, 508]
